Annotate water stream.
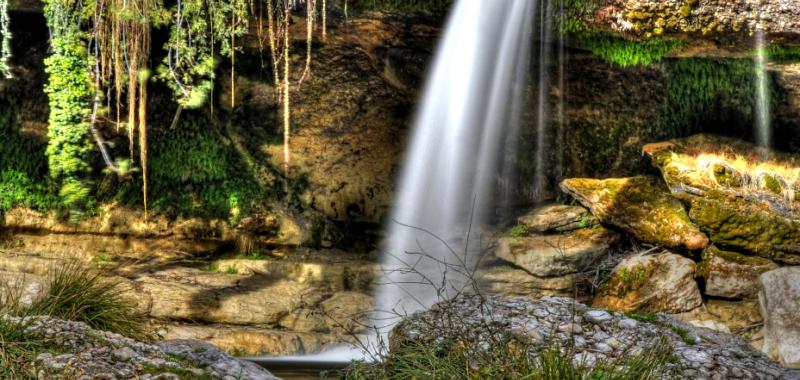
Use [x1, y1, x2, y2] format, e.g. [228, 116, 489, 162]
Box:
[755, 26, 772, 150]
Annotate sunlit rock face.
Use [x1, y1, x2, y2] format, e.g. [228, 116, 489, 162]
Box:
[644, 134, 800, 263]
[559, 176, 709, 251]
[595, 0, 800, 36]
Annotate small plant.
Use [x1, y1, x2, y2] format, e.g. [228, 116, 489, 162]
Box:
[26, 262, 150, 341]
[505, 224, 529, 238]
[223, 266, 239, 275]
[624, 311, 660, 324]
[234, 251, 268, 260]
[669, 325, 697, 345]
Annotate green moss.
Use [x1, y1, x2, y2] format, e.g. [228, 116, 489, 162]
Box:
[505, 224, 529, 238]
[762, 175, 782, 195]
[601, 263, 657, 297]
[345, 0, 451, 14]
[572, 32, 686, 68]
[660, 58, 780, 137]
[763, 45, 800, 63]
[712, 164, 742, 188]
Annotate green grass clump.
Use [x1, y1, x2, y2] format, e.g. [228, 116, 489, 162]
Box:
[669, 325, 697, 346]
[659, 58, 780, 137]
[341, 336, 676, 380]
[624, 311, 660, 324]
[505, 224, 529, 238]
[573, 33, 686, 68]
[26, 263, 150, 341]
[763, 45, 800, 63]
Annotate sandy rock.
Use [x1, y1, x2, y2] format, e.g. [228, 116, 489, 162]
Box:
[517, 204, 596, 233]
[699, 246, 778, 299]
[759, 267, 800, 368]
[495, 227, 618, 277]
[477, 266, 575, 298]
[593, 252, 702, 313]
[560, 176, 709, 251]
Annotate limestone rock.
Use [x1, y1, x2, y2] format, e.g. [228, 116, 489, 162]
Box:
[699, 246, 778, 299]
[161, 324, 343, 357]
[477, 267, 575, 298]
[759, 267, 800, 368]
[673, 299, 763, 344]
[495, 227, 618, 277]
[517, 204, 596, 233]
[644, 134, 800, 263]
[392, 295, 789, 379]
[560, 176, 709, 251]
[594, 252, 702, 313]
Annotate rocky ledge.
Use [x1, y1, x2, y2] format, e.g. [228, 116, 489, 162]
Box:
[4, 315, 278, 380]
[392, 295, 798, 380]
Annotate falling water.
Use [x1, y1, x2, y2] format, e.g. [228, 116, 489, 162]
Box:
[754, 27, 772, 150]
[374, 0, 535, 337]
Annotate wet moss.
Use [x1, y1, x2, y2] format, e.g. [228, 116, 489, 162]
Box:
[762, 175, 782, 195]
[712, 165, 742, 188]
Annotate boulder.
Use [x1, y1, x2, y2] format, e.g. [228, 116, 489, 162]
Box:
[392, 295, 789, 379]
[759, 267, 800, 368]
[673, 299, 763, 344]
[644, 134, 800, 263]
[698, 246, 779, 299]
[495, 227, 618, 277]
[560, 176, 709, 250]
[517, 204, 597, 233]
[593, 252, 702, 313]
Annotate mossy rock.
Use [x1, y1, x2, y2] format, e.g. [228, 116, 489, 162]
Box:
[593, 251, 702, 313]
[560, 176, 708, 251]
[644, 134, 800, 262]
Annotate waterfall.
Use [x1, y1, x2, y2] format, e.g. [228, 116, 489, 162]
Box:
[754, 27, 771, 150]
[374, 0, 536, 338]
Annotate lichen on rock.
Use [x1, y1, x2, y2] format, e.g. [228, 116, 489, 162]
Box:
[560, 176, 709, 250]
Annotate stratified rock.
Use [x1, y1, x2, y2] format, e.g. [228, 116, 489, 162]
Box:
[760, 267, 800, 368]
[673, 299, 763, 344]
[477, 267, 575, 298]
[644, 134, 800, 263]
[10, 315, 279, 379]
[495, 227, 618, 277]
[560, 176, 709, 250]
[392, 295, 789, 379]
[517, 204, 597, 233]
[594, 252, 702, 313]
[699, 246, 778, 299]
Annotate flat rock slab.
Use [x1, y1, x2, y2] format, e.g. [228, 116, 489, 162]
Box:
[644, 134, 800, 262]
[517, 204, 596, 233]
[699, 246, 778, 299]
[594, 251, 702, 313]
[477, 267, 575, 298]
[760, 267, 800, 369]
[495, 227, 618, 277]
[560, 176, 709, 251]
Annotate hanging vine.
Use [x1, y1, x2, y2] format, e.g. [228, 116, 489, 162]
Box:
[0, 0, 12, 79]
[43, 0, 95, 215]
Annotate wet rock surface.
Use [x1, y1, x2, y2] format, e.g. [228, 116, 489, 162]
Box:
[10, 315, 279, 380]
[392, 295, 792, 379]
[560, 176, 709, 251]
[593, 251, 703, 313]
[517, 204, 597, 233]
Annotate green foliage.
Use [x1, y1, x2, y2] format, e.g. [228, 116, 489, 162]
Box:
[0, 170, 59, 211]
[558, 0, 599, 34]
[43, 0, 95, 215]
[763, 45, 800, 64]
[505, 224, 529, 238]
[26, 262, 151, 341]
[127, 114, 265, 223]
[573, 32, 685, 68]
[668, 325, 697, 346]
[345, 0, 451, 14]
[659, 58, 778, 137]
[0, 0, 11, 78]
[342, 336, 676, 379]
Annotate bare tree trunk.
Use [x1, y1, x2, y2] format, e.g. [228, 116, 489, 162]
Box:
[282, 0, 291, 173]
